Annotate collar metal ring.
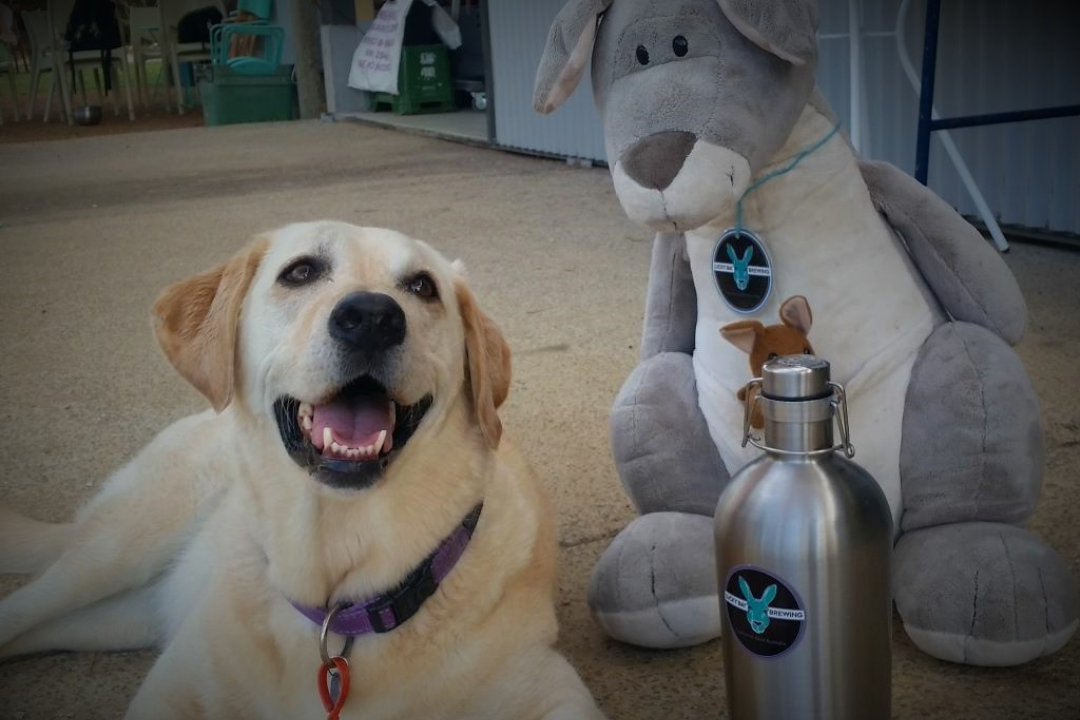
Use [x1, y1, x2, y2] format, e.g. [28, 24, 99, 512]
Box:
[319, 603, 351, 668]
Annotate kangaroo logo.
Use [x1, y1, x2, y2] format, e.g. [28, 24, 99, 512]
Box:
[727, 244, 754, 291]
[739, 576, 777, 634]
[725, 566, 806, 657]
[712, 228, 774, 314]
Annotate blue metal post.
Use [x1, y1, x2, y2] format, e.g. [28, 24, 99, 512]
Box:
[914, 0, 942, 185]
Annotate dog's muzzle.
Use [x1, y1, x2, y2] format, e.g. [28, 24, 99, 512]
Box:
[273, 292, 432, 491]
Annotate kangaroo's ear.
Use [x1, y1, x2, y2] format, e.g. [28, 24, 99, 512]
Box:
[534, 0, 612, 114]
[716, 0, 819, 66]
[721, 320, 763, 355]
[779, 295, 813, 335]
[762, 584, 778, 604]
[738, 576, 753, 600]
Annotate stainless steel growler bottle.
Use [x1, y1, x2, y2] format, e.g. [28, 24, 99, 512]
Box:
[714, 355, 892, 720]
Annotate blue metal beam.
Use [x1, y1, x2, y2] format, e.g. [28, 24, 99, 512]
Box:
[929, 105, 1080, 131]
[914, 0, 943, 185]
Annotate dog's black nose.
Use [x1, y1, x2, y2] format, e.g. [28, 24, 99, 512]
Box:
[329, 292, 406, 352]
[621, 131, 697, 191]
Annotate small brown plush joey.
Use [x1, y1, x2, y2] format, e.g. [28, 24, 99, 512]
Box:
[720, 296, 814, 428]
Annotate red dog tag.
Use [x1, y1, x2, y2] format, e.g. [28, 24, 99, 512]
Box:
[317, 656, 351, 720]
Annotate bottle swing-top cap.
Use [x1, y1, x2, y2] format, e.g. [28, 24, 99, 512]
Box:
[741, 355, 855, 457]
[761, 354, 832, 401]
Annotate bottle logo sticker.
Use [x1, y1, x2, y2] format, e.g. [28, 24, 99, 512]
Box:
[724, 565, 805, 658]
[712, 228, 773, 314]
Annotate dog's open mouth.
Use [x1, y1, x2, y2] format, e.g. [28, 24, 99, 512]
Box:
[274, 375, 432, 490]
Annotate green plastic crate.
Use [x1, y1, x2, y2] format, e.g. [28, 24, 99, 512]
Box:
[374, 45, 454, 115]
[197, 65, 297, 126]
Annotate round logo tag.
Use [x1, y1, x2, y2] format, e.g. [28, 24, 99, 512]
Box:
[712, 228, 773, 314]
[724, 565, 806, 658]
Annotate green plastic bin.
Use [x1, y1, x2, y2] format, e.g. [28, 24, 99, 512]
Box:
[197, 65, 297, 126]
[374, 45, 454, 115]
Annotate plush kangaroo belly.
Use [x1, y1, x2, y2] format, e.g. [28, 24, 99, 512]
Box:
[685, 109, 942, 530]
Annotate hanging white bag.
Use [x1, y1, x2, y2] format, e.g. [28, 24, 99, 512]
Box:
[347, 0, 414, 95]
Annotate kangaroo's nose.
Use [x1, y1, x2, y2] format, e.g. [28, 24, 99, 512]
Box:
[621, 131, 697, 191]
[329, 292, 407, 352]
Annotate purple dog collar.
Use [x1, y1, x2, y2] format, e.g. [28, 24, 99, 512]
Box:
[292, 504, 482, 637]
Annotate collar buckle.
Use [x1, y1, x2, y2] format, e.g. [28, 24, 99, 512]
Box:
[367, 559, 439, 633]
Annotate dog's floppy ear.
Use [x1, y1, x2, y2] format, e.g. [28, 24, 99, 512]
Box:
[455, 280, 512, 449]
[716, 0, 818, 66]
[533, 0, 611, 114]
[152, 238, 268, 412]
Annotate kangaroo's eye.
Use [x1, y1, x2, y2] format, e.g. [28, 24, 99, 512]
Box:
[636, 45, 650, 65]
[673, 36, 688, 57]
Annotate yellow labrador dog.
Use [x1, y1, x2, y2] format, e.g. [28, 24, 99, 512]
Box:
[0, 222, 606, 720]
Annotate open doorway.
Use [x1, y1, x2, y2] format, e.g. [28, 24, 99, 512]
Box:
[345, 0, 490, 144]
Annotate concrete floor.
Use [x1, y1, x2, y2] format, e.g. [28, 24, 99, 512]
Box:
[0, 121, 1078, 719]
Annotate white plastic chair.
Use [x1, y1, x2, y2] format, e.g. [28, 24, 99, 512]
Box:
[158, 0, 225, 114]
[20, 10, 67, 122]
[127, 5, 169, 110]
[0, 48, 18, 125]
[47, 0, 136, 124]
[0, 2, 16, 123]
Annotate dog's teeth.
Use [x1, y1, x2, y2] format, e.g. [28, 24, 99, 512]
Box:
[331, 442, 344, 455]
[374, 430, 387, 455]
[323, 428, 332, 449]
[301, 416, 312, 431]
[299, 402, 313, 418]
[347, 448, 359, 459]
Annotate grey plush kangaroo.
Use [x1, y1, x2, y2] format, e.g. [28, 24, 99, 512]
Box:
[535, 0, 1077, 666]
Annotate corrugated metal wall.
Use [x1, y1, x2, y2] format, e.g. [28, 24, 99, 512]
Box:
[487, 0, 606, 160]
[489, 0, 1080, 233]
[816, 0, 1080, 233]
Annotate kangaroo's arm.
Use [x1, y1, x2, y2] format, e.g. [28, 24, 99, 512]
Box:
[859, 160, 1027, 345]
[640, 232, 698, 359]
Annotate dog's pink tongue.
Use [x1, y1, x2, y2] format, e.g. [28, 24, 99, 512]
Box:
[311, 397, 393, 450]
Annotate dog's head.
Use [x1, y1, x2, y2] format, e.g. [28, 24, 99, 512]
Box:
[534, 0, 819, 232]
[152, 222, 510, 493]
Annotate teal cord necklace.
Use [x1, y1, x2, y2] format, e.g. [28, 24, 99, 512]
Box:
[712, 122, 842, 315]
[733, 122, 842, 237]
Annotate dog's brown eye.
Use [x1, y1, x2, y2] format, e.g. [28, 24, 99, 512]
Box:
[767, 353, 779, 361]
[673, 36, 688, 57]
[406, 273, 437, 300]
[279, 258, 321, 286]
[804, 347, 812, 354]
